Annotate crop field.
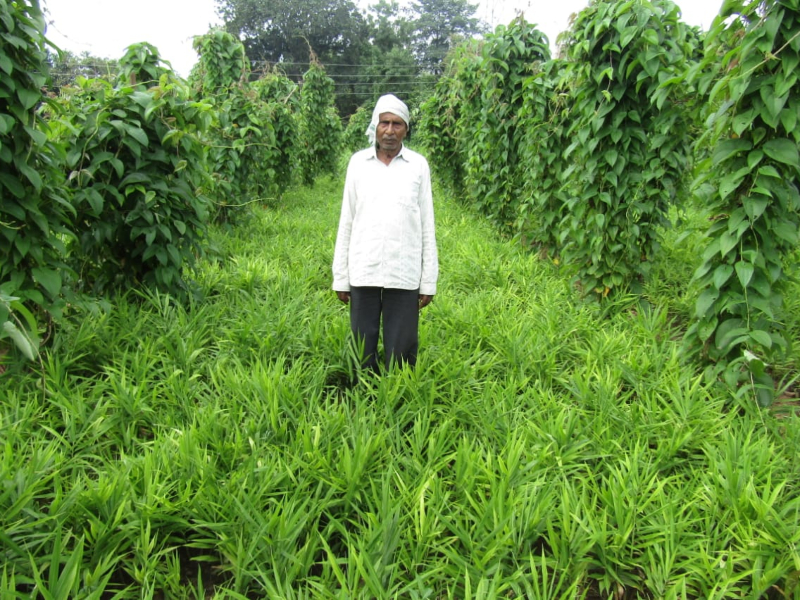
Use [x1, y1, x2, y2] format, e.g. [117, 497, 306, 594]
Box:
[2, 174, 800, 598]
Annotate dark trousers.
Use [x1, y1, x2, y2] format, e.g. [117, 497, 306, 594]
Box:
[349, 286, 419, 371]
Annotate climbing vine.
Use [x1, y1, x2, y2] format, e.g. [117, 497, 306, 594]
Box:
[343, 105, 371, 153]
[56, 44, 213, 298]
[192, 30, 299, 218]
[0, 0, 69, 358]
[517, 58, 570, 255]
[685, 0, 800, 405]
[463, 18, 551, 234]
[558, 0, 695, 297]
[418, 40, 482, 194]
[252, 69, 301, 201]
[299, 58, 342, 185]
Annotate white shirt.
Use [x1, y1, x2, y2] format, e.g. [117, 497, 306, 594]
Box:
[332, 145, 438, 295]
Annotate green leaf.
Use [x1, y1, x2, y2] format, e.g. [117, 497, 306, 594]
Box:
[32, 267, 62, 298]
[756, 385, 774, 408]
[747, 150, 763, 169]
[697, 316, 718, 342]
[735, 261, 754, 287]
[125, 124, 149, 146]
[762, 138, 799, 168]
[2, 320, 38, 361]
[719, 231, 738, 257]
[772, 221, 798, 244]
[0, 113, 14, 134]
[719, 176, 743, 200]
[620, 26, 638, 48]
[642, 29, 659, 45]
[712, 138, 751, 166]
[715, 318, 748, 353]
[749, 329, 772, 349]
[16, 87, 40, 110]
[17, 163, 42, 191]
[713, 264, 733, 289]
[0, 172, 25, 198]
[0, 53, 12, 75]
[695, 288, 719, 318]
[742, 195, 769, 220]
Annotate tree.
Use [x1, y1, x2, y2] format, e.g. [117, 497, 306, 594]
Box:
[215, 0, 369, 114]
[368, 0, 414, 54]
[46, 49, 118, 94]
[411, 0, 486, 74]
[358, 1, 421, 104]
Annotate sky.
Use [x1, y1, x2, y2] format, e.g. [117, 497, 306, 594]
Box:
[42, 0, 724, 78]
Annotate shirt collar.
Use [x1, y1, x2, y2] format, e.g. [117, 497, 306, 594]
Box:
[367, 144, 409, 162]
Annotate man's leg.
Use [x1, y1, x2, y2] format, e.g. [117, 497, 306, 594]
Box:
[382, 288, 420, 370]
[349, 286, 382, 371]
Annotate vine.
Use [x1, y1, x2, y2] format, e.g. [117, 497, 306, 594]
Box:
[55, 46, 214, 299]
[559, 0, 694, 297]
[463, 18, 551, 234]
[517, 58, 570, 255]
[418, 40, 482, 194]
[343, 105, 371, 153]
[299, 57, 343, 185]
[117, 41, 173, 88]
[0, 0, 69, 358]
[685, 0, 800, 405]
[191, 30, 277, 220]
[252, 69, 301, 201]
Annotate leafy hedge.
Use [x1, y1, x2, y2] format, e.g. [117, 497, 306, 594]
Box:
[418, 0, 800, 402]
[299, 59, 343, 185]
[1, 0, 70, 357]
[55, 47, 213, 298]
[685, 0, 800, 404]
[558, 0, 696, 296]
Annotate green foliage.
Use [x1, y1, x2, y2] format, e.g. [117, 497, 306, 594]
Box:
[418, 39, 482, 192]
[558, 0, 695, 297]
[343, 105, 371, 152]
[191, 30, 284, 220]
[252, 69, 301, 199]
[116, 42, 173, 88]
[189, 28, 250, 93]
[517, 59, 569, 255]
[3, 178, 799, 597]
[0, 290, 39, 360]
[0, 0, 71, 359]
[685, 0, 800, 405]
[55, 74, 213, 298]
[422, 3, 697, 297]
[462, 18, 550, 233]
[299, 60, 343, 185]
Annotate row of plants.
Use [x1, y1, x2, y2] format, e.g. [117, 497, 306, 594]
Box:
[418, 0, 800, 405]
[1, 1, 343, 363]
[2, 173, 798, 598]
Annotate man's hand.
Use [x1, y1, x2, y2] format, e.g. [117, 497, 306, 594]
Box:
[418, 294, 433, 309]
[336, 291, 351, 304]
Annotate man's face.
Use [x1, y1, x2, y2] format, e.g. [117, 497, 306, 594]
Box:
[376, 112, 407, 153]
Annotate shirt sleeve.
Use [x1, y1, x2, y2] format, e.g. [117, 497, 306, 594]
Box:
[418, 159, 438, 295]
[332, 157, 356, 291]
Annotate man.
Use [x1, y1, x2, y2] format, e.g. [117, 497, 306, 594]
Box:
[332, 94, 438, 371]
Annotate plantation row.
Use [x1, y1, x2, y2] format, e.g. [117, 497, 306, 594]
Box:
[416, 0, 800, 405]
[3, 174, 800, 598]
[7, 0, 799, 405]
[2, 0, 378, 365]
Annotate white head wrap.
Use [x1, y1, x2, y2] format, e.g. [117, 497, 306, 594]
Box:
[365, 94, 410, 145]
